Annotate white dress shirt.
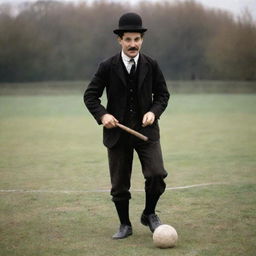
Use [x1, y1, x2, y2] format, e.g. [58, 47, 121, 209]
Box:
[121, 51, 139, 74]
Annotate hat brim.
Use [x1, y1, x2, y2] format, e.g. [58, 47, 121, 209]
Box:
[113, 28, 147, 35]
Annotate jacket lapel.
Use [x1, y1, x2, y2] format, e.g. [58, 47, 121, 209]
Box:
[137, 54, 149, 92]
[113, 53, 127, 88]
[112, 52, 149, 90]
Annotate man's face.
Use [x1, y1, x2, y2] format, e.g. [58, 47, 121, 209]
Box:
[118, 32, 143, 58]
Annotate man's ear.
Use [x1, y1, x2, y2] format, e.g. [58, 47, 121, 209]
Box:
[117, 37, 122, 45]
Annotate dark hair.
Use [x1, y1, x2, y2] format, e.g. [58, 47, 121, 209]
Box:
[117, 31, 144, 39]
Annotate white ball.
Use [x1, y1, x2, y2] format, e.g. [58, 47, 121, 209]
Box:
[153, 224, 178, 248]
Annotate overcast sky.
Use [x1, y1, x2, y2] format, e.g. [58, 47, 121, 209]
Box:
[0, 0, 255, 19]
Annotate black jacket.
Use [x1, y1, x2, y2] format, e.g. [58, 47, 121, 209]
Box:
[84, 53, 170, 148]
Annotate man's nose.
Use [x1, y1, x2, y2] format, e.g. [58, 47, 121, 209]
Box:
[130, 40, 136, 46]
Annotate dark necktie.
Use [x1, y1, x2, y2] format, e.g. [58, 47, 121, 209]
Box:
[129, 58, 136, 77]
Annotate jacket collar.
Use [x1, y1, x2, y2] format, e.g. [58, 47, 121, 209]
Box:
[113, 52, 149, 91]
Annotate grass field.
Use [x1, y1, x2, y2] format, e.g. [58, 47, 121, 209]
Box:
[0, 90, 256, 255]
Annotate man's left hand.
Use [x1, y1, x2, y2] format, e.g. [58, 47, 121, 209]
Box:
[142, 111, 155, 127]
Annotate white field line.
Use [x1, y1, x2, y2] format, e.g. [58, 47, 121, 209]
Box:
[0, 182, 227, 194]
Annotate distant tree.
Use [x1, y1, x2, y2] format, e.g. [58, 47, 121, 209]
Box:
[0, 0, 255, 82]
[206, 9, 256, 80]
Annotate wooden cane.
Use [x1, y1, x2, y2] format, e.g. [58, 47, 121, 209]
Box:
[116, 123, 148, 141]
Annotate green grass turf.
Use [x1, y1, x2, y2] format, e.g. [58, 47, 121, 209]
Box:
[0, 93, 256, 255]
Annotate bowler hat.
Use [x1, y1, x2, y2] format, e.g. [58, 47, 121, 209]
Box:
[113, 12, 147, 35]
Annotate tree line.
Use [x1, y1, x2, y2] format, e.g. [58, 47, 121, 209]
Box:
[0, 0, 255, 82]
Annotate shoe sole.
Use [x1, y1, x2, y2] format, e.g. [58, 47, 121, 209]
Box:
[112, 232, 132, 239]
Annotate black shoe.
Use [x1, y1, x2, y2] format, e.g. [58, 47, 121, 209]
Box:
[141, 213, 161, 232]
[112, 224, 133, 239]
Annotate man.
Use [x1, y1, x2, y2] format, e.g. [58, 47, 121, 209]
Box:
[84, 12, 170, 239]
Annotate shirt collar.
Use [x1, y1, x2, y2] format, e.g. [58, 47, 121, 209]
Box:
[121, 51, 139, 66]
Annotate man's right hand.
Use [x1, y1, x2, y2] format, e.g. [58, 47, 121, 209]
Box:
[101, 114, 119, 129]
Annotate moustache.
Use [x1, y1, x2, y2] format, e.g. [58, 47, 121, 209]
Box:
[128, 47, 138, 51]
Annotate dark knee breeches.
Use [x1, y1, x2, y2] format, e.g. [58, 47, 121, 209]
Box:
[107, 132, 168, 202]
